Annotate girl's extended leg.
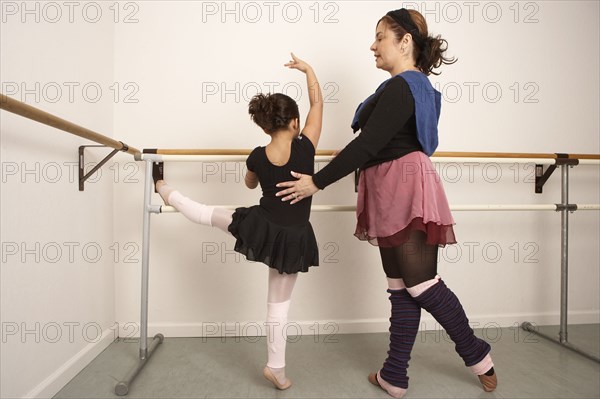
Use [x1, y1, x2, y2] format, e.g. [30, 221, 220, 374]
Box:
[263, 268, 297, 390]
[156, 180, 233, 234]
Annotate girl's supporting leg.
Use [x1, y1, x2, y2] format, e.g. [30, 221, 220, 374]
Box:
[264, 268, 297, 389]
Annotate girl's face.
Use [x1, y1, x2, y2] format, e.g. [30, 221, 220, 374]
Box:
[370, 21, 402, 73]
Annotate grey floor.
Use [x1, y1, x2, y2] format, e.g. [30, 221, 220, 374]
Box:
[55, 324, 600, 399]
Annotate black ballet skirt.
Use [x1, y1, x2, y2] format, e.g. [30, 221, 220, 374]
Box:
[228, 205, 319, 274]
[229, 135, 319, 274]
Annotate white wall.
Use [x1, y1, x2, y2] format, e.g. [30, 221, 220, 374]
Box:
[0, 2, 118, 398]
[1, 1, 599, 398]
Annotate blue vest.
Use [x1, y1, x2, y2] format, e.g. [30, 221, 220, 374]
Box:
[351, 70, 441, 156]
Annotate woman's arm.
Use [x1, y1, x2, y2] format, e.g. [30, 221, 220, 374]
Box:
[277, 76, 415, 203]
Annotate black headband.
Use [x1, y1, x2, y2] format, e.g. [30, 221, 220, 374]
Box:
[386, 9, 426, 49]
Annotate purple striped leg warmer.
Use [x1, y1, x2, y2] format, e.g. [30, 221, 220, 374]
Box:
[379, 289, 421, 389]
[410, 279, 491, 367]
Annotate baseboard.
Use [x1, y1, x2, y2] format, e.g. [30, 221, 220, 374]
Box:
[25, 328, 116, 399]
[134, 310, 600, 338]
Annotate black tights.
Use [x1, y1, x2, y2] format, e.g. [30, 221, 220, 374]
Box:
[379, 230, 439, 288]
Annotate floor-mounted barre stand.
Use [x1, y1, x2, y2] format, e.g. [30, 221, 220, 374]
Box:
[521, 163, 600, 363]
[122, 151, 599, 395]
[1, 94, 599, 396]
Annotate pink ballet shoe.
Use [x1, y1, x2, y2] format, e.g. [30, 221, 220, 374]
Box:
[263, 367, 292, 390]
[368, 372, 380, 387]
[478, 371, 497, 392]
[367, 371, 406, 398]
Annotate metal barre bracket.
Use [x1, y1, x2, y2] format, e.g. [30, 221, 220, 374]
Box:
[535, 154, 579, 194]
[78, 142, 133, 191]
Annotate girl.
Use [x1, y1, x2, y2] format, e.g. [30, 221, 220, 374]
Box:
[155, 53, 322, 390]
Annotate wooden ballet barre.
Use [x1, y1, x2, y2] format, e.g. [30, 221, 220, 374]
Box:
[147, 149, 337, 156]
[144, 148, 599, 163]
[158, 204, 600, 213]
[434, 151, 600, 160]
[0, 93, 140, 157]
[152, 149, 600, 159]
[141, 153, 600, 166]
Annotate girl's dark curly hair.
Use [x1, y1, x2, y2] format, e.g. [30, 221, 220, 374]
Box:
[248, 93, 299, 134]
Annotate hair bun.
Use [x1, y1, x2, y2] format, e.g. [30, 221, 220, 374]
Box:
[248, 93, 299, 134]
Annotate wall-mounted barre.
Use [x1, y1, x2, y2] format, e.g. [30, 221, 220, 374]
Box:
[0, 93, 142, 190]
[0, 93, 140, 157]
[2, 93, 598, 166]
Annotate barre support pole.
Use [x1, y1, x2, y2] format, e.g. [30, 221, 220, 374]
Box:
[560, 164, 569, 344]
[114, 160, 164, 395]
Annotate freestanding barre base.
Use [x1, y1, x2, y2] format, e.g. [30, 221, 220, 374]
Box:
[114, 160, 165, 395]
[521, 322, 600, 363]
[112, 154, 599, 396]
[114, 334, 165, 396]
[521, 164, 600, 364]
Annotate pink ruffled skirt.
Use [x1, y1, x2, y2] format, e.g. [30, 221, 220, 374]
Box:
[355, 151, 456, 247]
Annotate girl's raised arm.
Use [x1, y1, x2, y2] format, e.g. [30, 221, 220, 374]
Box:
[285, 53, 323, 148]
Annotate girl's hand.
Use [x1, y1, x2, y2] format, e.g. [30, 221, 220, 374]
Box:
[284, 53, 312, 73]
[276, 171, 319, 204]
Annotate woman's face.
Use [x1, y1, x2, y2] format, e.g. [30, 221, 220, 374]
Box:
[370, 21, 402, 72]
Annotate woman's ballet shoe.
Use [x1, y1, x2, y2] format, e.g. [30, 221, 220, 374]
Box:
[478, 371, 497, 392]
[263, 367, 292, 390]
[368, 372, 380, 387]
[367, 371, 406, 398]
